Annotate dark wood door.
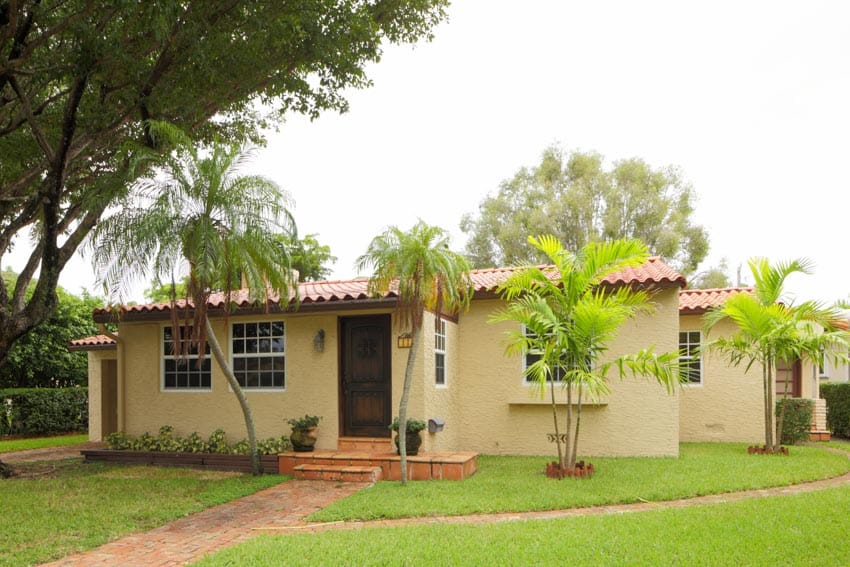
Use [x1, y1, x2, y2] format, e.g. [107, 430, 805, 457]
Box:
[776, 358, 802, 398]
[340, 315, 392, 437]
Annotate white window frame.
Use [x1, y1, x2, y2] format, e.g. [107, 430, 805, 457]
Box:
[522, 325, 571, 385]
[435, 318, 447, 388]
[679, 330, 703, 386]
[229, 320, 286, 392]
[161, 325, 212, 393]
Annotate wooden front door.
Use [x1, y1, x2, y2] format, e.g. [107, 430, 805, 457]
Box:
[340, 315, 392, 437]
[776, 358, 802, 398]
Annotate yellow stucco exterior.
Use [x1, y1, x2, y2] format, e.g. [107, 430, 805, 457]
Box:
[84, 282, 823, 455]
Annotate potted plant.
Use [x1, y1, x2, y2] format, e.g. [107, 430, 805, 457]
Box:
[389, 417, 427, 456]
[287, 415, 321, 452]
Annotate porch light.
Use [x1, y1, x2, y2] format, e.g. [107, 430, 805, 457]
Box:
[397, 332, 413, 349]
[313, 329, 325, 353]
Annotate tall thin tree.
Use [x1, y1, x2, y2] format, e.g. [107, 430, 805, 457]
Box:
[356, 221, 472, 485]
[91, 139, 297, 475]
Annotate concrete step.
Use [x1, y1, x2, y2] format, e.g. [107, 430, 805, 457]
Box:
[293, 463, 383, 483]
[809, 430, 831, 442]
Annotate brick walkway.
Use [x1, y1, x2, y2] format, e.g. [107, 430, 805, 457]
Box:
[43, 479, 368, 567]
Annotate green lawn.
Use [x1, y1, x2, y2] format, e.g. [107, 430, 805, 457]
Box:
[0, 433, 89, 453]
[0, 460, 288, 567]
[820, 437, 850, 452]
[310, 443, 850, 521]
[196, 483, 850, 566]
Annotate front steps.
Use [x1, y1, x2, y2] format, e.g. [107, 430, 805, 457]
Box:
[280, 438, 478, 482]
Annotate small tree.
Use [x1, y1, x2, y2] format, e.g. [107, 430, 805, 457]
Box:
[705, 258, 848, 451]
[356, 221, 472, 485]
[492, 236, 682, 472]
[91, 139, 297, 475]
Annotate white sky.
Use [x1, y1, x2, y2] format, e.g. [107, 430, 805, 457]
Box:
[14, 0, 850, 304]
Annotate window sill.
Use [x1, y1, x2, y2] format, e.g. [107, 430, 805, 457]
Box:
[508, 399, 608, 406]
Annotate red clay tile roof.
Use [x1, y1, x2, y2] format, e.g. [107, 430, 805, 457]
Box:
[93, 257, 685, 322]
[679, 287, 754, 314]
[68, 334, 117, 350]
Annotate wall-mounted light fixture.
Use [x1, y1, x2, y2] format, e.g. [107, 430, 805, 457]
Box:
[397, 332, 413, 349]
[313, 329, 325, 353]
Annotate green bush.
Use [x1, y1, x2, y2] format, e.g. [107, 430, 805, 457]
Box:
[104, 426, 291, 455]
[776, 398, 813, 445]
[821, 383, 850, 438]
[0, 388, 88, 436]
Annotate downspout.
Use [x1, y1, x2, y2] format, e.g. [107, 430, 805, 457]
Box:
[99, 324, 125, 432]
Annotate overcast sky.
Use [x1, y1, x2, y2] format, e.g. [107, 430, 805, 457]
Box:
[18, 0, 850, 304]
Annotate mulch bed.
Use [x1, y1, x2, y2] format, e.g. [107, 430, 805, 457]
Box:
[748, 445, 789, 455]
[545, 460, 595, 479]
[82, 449, 280, 474]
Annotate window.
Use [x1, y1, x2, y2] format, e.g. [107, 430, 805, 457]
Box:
[679, 331, 702, 385]
[163, 326, 211, 390]
[523, 326, 568, 382]
[435, 318, 447, 386]
[232, 321, 285, 389]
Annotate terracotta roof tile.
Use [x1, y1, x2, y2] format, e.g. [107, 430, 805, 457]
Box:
[68, 334, 117, 350]
[95, 257, 685, 321]
[679, 287, 754, 314]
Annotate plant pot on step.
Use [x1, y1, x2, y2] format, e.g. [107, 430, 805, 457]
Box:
[394, 431, 423, 456]
[290, 427, 318, 452]
[287, 415, 322, 452]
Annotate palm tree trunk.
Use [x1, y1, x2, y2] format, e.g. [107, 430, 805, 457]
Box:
[766, 359, 775, 449]
[398, 327, 422, 486]
[775, 394, 790, 450]
[570, 385, 583, 470]
[762, 362, 770, 447]
[205, 319, 262, 476]
[556, 379, 567, 469]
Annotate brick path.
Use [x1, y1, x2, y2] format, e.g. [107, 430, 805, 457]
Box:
[43, 480, 367, 567]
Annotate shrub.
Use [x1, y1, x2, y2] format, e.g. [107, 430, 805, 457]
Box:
[103, 427, 291, 455]
[0, 387, 88, 436]
[821, 383, 850, 438]
[776, 398, 813, 445]
[389, 417, 427, 433]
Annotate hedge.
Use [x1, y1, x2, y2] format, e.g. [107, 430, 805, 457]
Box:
[775, 397, 813, 445]
[821, 382, 850, 438]
[0, 387, 88, 436]
[105, 426, 291, 455]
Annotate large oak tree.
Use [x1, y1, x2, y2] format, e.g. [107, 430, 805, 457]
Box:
[461, 145, 709, 274]
[0, 0, 448, 363]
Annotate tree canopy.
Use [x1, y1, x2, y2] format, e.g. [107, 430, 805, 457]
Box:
[0, 268, 102, 388]
[461, 145, 709, 274]
[0, 0, 448, 363]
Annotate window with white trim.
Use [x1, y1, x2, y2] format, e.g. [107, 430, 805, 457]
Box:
[435, 318, 447, 386]
[232, 321, 285, 389]
[163, 326, 211, 390]
[679, 331, 702, 384]
[523, 326, 567, 382]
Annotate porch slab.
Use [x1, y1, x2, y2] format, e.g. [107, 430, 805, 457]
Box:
[279, 450, 478, 481]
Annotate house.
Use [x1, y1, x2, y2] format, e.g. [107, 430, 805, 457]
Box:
[70, 260, 826, 458]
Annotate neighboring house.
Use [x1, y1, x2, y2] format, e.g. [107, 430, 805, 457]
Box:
[69, 261, 827, 458]
[816, 309, 850, 383]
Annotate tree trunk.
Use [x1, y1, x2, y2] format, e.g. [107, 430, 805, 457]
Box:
[762, 362, 771, 448]
[554, 377, 565, 469]
[570, 385, 583, 470]
[397, 327, 421, 486]
[766, 359, 775, 449]
[205, 319, 262, 475]
[775, 393, 791, 451]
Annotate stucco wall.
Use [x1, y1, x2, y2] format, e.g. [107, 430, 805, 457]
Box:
[453, 288, 681, 457]
[679, 315, 765, 442]
[87, 349, 117, 441]
[420, 312, 460, 452]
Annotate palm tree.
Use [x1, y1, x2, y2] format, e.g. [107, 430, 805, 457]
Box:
[492, 236, 682, 472]
[705, 258, 848, 451]
[91, 140, 297, 475]
[356, 221, 472, 485]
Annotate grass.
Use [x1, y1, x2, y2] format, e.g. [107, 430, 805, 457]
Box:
[0, 433, 89, 453]
[310, 443, 850, 521]
[0, 460, 288, 567]
[820, 437, 850, 452]
[195, 483, 850, 566]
